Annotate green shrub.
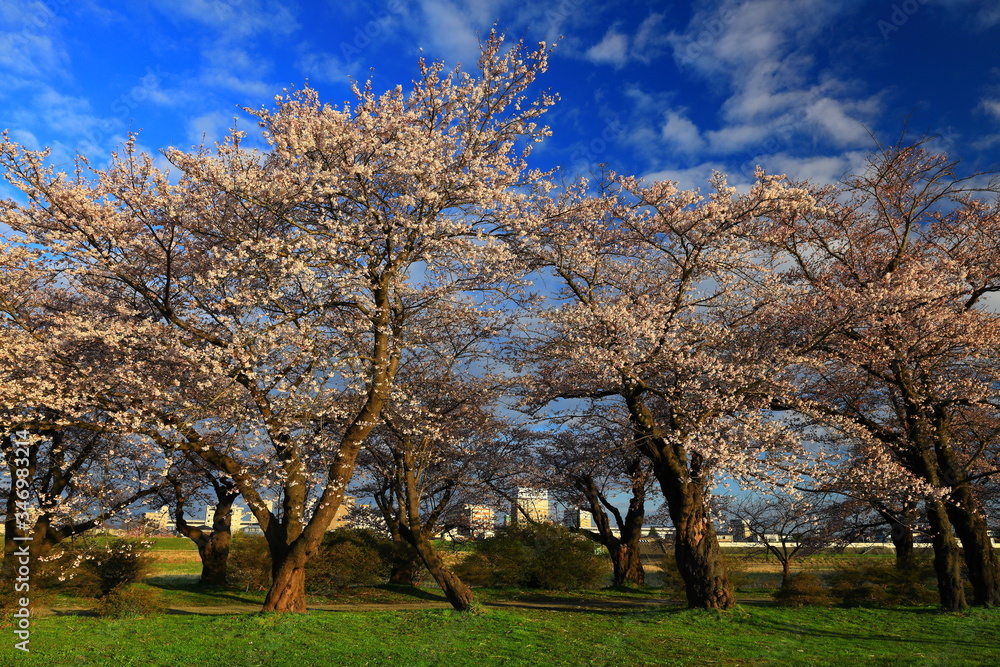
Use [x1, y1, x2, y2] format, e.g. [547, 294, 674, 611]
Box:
[773, 573, 833, 607]
[227, 534, 272, 592]
[90, 538, 157, 596]
[95, 584, 162, 618]
[828, 558, 938, 607]
[36, 536, 156, 597]
[306, 529, 390, 593]
[228, 529, 406, 593]
[454, 523, 610, 590]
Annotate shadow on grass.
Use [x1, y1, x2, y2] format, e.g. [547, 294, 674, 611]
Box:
[371, 585, 449, 602]
[746, 607, 999, 652]
[143, 575, 264, 606]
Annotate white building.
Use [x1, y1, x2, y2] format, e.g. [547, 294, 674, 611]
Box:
[511, 488, 550, 524]
[562, 508, 594, 530]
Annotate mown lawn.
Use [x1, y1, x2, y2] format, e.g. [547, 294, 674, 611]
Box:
[3, 604, 998, 666]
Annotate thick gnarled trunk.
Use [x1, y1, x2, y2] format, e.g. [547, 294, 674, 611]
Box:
[627, 395, 733, 609]
[670, 491, 734, 609]
[945, 488, 1000, 607]
[610, 541, 645, 587]
[262, 546, 309, 613]
[927, 499, 967, 611]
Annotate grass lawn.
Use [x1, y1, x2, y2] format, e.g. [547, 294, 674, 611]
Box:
[3, 604, 997, 666]
[5, 540, 993, 665]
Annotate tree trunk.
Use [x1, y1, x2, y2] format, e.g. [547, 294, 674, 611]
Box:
[407, 531, 475, 611]
[626, 394, 733, 609]
[669, 483, 734, 609]
[887, 517, 915, 571]
[945, 487, 1000, 607]
[781, 559, 790, 588]
[389, 553, 419, 585]
[196, 533, 231, 587]
[610, 540, 645, 587]
[262, 546, 309, 613]
[926, 499, 967, 611]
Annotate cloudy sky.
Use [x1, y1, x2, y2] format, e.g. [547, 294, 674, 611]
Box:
[2, 0, 999, 192]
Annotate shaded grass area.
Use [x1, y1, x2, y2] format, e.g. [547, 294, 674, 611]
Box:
[4, 605, 998, 666]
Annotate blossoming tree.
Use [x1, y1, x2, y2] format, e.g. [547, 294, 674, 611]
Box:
[0, 30, 555, 612]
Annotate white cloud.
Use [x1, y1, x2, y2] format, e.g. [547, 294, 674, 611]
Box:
[633, 13, 670, 63]
[415, 0, 509, 65]
[750, 151, 867, 186]
[151, 0, 298, 40]
[585, 28, 629, 68]
[660, 110, 705, 154]
[0, 2, 69, 79]
[980, 99, 1000, 120]
[658, 0, 879, 164]
[298, 52, 355, 86]
[187, 111, 236, 145]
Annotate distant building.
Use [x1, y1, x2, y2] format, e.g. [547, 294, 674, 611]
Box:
[511, 488, 550, 525]
[144, 500, 275, 535]
[463, 504, 495, 538]
[562, 508, 594, 530]
[326, 495, 357, 531]
[728, 519, 752, 541]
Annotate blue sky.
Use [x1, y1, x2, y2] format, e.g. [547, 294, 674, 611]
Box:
[2, 0, 999, 193]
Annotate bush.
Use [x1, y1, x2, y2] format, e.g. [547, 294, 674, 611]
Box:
[227, 534, 272, 592]
[95, 584, 162, 618]
[36, 536, 156, 597]
[773, 573, 833, 607]
[90, 538, 157, 596]
[228, 529, 405, 594]
[306, 529, 391, 593]
[454, 523, 610, 590]
[828, 558, 938, 607]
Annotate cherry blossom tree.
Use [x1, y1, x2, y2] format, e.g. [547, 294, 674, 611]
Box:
[0, 30, 556, 612]
[0, 245, 167, 581]
[162, 453, 240, 587]
[511, 170, 813, 609]
[758, 139, 1000, 609]
[538, 411, 654, 587]
[354, 310, 514, 610]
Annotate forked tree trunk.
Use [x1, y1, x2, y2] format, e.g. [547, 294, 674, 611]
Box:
[577, 473, 647, 587]
[625, 395, 734, 609]
[388, 544, 420, 585]
[173, 477, 237, 588]
[195, 533, 232, 587]
[926, 499, 967, 611]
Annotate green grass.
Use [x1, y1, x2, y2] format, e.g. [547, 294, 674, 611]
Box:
[147, 537, 199, 551]
[3, 605, 997, 666]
